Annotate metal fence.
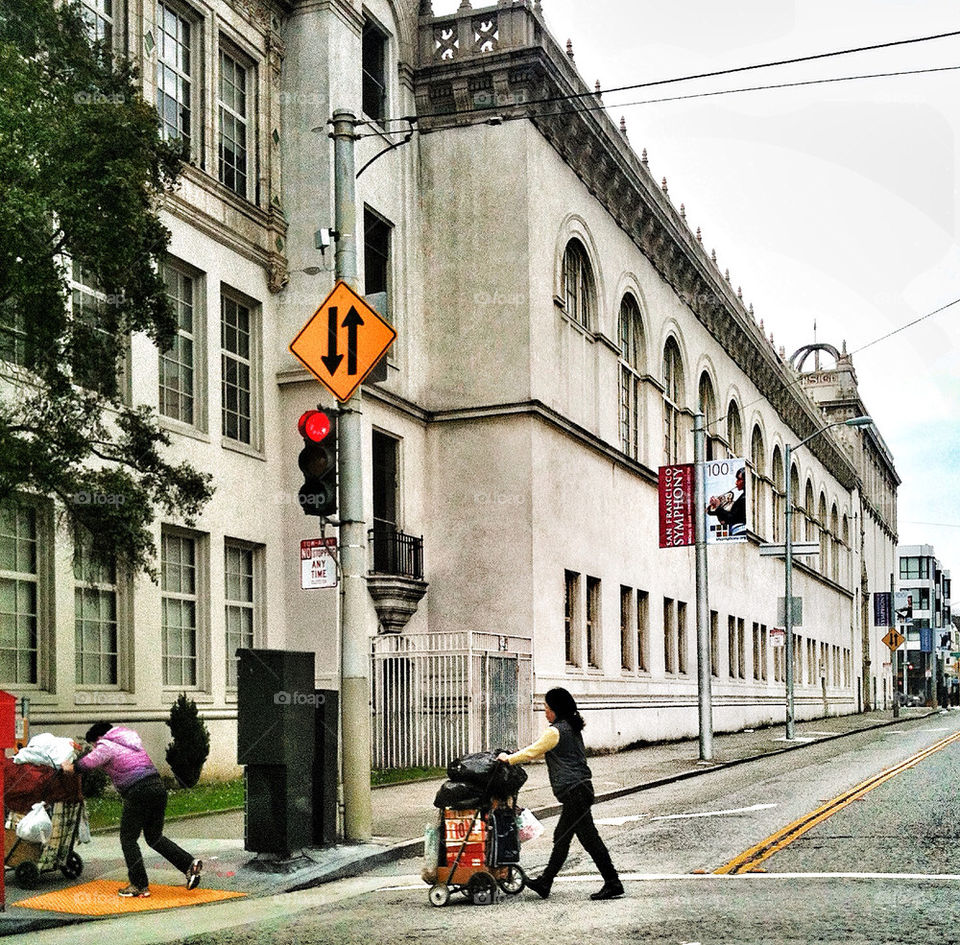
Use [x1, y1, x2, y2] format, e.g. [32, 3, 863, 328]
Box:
[368, 524, 424, 579]
[370, 631, 533, 770]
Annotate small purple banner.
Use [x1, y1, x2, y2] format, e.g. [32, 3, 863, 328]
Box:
[873, 592, 892, 627]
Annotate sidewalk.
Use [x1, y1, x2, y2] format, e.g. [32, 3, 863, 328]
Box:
[0, 707, 938, 935]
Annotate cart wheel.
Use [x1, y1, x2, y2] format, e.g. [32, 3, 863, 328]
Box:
[428, 884, 450, 907]
[498, 865, 525, 895]
[15, 862, 40, 889]
[60, 851, 84, 880]
[467, 871, 497, 905]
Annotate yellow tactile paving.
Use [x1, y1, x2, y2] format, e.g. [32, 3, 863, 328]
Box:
[14, 879, 246, 915]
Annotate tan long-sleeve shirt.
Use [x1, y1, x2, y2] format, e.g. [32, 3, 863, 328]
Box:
[506, 725, 559, 765]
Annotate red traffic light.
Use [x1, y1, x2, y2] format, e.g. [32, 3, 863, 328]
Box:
[298, 410, 332, 442]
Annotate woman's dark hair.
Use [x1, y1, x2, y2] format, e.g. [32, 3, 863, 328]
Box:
[544, 687, 585, 732]
[84, 722, 114, 744]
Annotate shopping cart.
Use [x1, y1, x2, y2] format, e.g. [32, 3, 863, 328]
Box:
[3, 757, 85, 888]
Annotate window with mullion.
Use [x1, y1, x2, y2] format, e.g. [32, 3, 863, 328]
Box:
[74, 539, 118, 686]
[662, 338, 684, 464]
[80, 0, 114, 45]
[224, 541, 255, 688]
[221, 295, 253, 444]
[70, 261, 117, 396]
[157, 2, 192, 150]
[161, 531, 198, 687]
[362, 19, 388, 124]
[562, 240, 594, 329]
[218, 49, 249, 198]
[160, 264, 196, 424]
[0, 500, 39, 685]
[618, 296, 643, 460]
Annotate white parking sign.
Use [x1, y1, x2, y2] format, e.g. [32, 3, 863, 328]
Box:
[300, 537, 338, 589]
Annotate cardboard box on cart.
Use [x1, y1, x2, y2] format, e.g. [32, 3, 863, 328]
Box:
[438, 809, 486, 885]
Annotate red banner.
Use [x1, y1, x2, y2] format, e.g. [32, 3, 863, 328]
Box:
[659, 464, 695, 548]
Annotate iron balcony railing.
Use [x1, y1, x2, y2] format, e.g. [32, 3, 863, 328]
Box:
[368, 523, 424, 580]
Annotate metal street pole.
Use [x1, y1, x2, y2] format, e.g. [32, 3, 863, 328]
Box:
[891, 571, 899, 719]
[784, 443, 795, 740]
[693, 413, 713, 761]
[331, 109, 372, 841]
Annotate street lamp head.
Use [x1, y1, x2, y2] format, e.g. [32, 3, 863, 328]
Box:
[844, 416, 873, 428]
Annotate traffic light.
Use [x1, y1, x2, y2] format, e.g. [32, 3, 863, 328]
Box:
[297, 409, 337, 517]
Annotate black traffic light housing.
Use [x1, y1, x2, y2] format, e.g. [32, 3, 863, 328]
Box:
[298, 409, 337, 517]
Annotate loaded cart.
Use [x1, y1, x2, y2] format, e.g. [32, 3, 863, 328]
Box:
[2, 756, 85, 889]
[424, 752, 527, 907]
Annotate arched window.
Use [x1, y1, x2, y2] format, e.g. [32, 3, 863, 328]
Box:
[697, 372, 717, 460]
[790, 464, 801, 541]
[662, 338, 684, 464]
[831, 504, 840, 581]
[818, 493, 828, 574]
[771, 445, 783, 542]
[842, 513, 850, 585]
[804, 480, 815, 542]
[561, 239, 595, 329]
[750, 425, 765, 537]
[618, 295, 644, 460]
[727, 401, 743, 457]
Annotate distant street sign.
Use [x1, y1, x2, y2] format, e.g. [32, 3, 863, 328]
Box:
[882, 629, 905, 651]
[759, 542, 819, 557]
[770, 627, 786, 648]
[289, 281, 396, 402]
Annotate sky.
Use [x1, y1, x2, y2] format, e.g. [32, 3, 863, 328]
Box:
[436, 0, 960, 581]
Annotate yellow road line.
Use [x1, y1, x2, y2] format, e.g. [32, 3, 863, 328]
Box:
[715, 730, 960, 875]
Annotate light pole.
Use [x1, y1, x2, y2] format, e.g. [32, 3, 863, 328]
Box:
[784, 415, 872, 739]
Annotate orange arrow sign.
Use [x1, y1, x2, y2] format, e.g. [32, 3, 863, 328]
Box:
[289, 281, 396, 402]
[882, 629, 905, 651]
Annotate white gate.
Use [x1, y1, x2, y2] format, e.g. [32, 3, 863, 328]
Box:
[370, 631, 533, 770]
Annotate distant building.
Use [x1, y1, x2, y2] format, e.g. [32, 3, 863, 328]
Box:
[897, 545, 953, 704]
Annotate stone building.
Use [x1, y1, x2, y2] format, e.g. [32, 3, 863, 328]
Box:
[5, 0, 898, 776]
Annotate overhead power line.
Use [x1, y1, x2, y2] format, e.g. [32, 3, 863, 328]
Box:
[372, 26, 960, 128]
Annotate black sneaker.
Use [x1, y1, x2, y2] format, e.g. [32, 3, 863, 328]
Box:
[525, 875, 551, 899]
[118, 884, 150, 898]
[589, 881, 624, 900]
[186, 859, 203, 890]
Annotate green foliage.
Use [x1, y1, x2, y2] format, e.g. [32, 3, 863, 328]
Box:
[165, 693, 211, 789]
[79, 764, 109, 799]
[0, 0, 212, 576]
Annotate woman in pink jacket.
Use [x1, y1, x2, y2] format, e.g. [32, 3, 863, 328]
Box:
[62, 722, 202, 898]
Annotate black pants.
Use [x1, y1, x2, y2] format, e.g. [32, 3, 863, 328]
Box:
[541, 782, 618, 886]
[119, 776, 194, 888]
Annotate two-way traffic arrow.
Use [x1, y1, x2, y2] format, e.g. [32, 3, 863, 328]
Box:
[320, 305, 364, 376]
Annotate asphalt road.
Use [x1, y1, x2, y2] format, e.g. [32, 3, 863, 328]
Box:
[41, 712, 960, 945]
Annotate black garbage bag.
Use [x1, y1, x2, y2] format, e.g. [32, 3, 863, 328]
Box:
[433, 780, 484, 810]
[446, 751, 528, 799]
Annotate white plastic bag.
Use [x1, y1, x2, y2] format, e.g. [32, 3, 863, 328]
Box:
[77, 803, 92, 844]
[421, 823, 440, 884]
[16, 803, 53, 845]
[516, 807, 544, 844]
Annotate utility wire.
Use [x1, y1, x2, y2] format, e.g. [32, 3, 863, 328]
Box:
[372, 26, 960, 126]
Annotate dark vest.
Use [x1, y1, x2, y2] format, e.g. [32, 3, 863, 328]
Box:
[544, 719, 593, 800]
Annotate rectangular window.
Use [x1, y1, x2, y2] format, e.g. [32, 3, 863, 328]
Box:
[900, 556, 930, 580]
[727, 616, 736, 679]
[70, 261, 117, 395]
[0, 501, 39, 685]
[225, 541, 256, 688]
[0, 302, 26, 367]
[160, 263, 196, 424]
[710, 610, 719, 677]
[564, 570, 579, 667]
[362, 19, 387, 124]
[162, 531, 198, 687]
[218, 48, 249, 198]
[760, 624, 768, 680]
[156, 1, 193, 150]
[586, 576, 600, 669]
[663, 597, 675, 674]
[752, 622, 761, 680]
[221, 293, 254, 444]
[737, 617, 745, 679]
[677, 601, 688, 674]
[364, 208, 392, 303]
[793, 633, 802, 684]
[620, 586, 632, 671]
[636, 590, 648, 672]
[74, 539, 118, 686]
[81, 0, 114, 44]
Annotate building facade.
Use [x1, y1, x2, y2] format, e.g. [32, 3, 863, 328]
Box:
[5, 0, 899, 777]
[897, 545, 953, 705]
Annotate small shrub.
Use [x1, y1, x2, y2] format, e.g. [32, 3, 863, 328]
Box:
[80, 765, 109, 799]
[165, 693, 210, 788]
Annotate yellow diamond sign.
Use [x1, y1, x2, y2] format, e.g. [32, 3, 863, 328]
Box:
[289, 281, 396, 402]
[882, 629, 905, 651]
